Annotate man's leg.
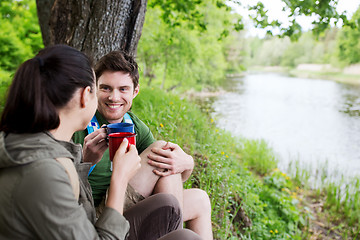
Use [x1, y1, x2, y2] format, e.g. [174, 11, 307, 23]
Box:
[158, 229, 202, 240]
[128, 140, 184, 210]
[124, 193, 182, 240]
[128, 140, 167, 198]
[152, 172, 184, 211]
[183, 189, 213, 240]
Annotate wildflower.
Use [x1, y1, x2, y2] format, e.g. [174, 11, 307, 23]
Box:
[169, 101, 173, 105]
[283, 188, 291, 194]
[275, 229, 278, 234]
[215, 129, 219, 133]
[160, 123, 164, 128]
[225, 155, 229, 158]
[151, 88, 154, 90]
[274, 168, 280, 172]
[286, 176, 290, 180]
[210, 118, 214, 123]
[296, 186, 300, 191]
[281, 172, 287, 177]
[270, 230, 273, 234]
[221, 151, 225, 155]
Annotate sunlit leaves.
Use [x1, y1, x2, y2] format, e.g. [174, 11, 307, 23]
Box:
[248, 0, 352, 40]
[0, 0, 43, 72]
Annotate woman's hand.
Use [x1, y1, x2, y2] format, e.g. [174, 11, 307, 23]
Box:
[106, 139, 141, 214]
[112, 139, 141, 182]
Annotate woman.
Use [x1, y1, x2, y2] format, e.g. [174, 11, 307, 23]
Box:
[0, 45, 201, 240]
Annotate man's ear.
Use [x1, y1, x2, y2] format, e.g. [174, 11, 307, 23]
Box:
[133, 84, 140, 99]
[80, 86, 92, 108]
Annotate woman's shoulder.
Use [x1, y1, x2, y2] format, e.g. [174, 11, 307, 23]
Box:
[13, 158, 79, 211]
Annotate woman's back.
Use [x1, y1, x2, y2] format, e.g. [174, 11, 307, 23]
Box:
[0, 132, 108, 239]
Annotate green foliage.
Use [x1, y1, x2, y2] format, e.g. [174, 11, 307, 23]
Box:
[336, 8, 360, 64]
[241, 139, 278, 176]
[249, 0, 348, 40]
[149, 0, 207, 30]
[0, 69, 11, 109]
[0, 22, 30, 71]
[246, 5, 360, 68]
[0, 0, 43, 72]
[246, 29, 340, 68]
[138, 1, 243, 91]
[149, 0, 241, 33]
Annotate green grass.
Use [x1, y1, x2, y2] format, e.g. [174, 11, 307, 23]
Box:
[287, 159, 360, 239]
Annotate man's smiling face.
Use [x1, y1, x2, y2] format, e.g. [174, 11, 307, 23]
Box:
[97, 71, 139, 124]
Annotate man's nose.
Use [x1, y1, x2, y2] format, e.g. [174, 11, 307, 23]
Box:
[109, 90, 121, 101]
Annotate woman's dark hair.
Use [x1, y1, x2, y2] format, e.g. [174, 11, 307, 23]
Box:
[95, 51, 139, 89]
[0, 44, 94, 134]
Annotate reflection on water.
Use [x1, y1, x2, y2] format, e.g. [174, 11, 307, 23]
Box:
[212, 73, 360, 178]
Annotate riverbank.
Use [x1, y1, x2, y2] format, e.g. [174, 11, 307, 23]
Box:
[133, 87, 360, 239]
[248, 64, 360, 85]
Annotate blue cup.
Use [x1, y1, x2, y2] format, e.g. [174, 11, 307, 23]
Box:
[105, 122, 134, 134]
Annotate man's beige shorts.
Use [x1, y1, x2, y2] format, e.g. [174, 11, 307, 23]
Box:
[96, 184, 145, 217]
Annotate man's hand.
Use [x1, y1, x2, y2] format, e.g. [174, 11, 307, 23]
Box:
[147, 142, 194, 181]
[82, 127, 108, 165]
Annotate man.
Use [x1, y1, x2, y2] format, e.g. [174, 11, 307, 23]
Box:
[73, 51, 213, 239]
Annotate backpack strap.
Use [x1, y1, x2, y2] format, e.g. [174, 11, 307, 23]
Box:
[87, 115, 100, 134]
[86, 115, 100, 175]
[123, 112, 133, 124]
[55, 157, 80, 201]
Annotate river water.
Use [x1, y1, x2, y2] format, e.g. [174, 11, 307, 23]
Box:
[212, 73, 360, 178]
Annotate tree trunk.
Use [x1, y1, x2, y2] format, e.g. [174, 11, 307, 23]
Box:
[36, 0, 147, 61]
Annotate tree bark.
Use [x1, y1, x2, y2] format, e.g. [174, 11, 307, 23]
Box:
[36, 0, 147, 61]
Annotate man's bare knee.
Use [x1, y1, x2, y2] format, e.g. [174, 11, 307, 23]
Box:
[129, 140, 169, 198]
[145, 140, 167, 151]
[197, 189, 211, 212]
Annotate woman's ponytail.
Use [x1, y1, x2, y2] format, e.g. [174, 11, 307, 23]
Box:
[0, 45, 94, 134]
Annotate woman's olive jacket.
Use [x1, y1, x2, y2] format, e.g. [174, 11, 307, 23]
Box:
[0, 132, 129, 239]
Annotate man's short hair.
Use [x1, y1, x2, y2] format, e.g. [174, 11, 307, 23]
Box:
[95, 51, 139, 88]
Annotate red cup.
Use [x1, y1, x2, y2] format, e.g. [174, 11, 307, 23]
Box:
[108, 132, 136, 161]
